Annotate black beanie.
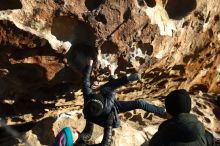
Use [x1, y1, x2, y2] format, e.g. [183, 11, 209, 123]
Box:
[86, 94, 104, 117]
[165, 89, 191, 116]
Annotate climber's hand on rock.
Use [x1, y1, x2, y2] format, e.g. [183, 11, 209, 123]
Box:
[108, 64, 117, 76]
[87, 58, 93, 66]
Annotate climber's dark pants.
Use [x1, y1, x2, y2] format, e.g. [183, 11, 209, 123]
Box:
[102, 76, 165, 116]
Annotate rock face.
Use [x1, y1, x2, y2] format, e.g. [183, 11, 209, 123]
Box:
[1, 93, 220, 146]
[15, 111, 148, 146]
[0, 0, 219, 98]
[0, 0, 220, 145]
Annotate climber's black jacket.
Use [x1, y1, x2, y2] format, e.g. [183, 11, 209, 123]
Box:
[82, 65, 129, 128]
[149, 113, 215, 146]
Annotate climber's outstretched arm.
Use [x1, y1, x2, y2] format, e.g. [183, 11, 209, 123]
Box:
[82, 59, 93, 100]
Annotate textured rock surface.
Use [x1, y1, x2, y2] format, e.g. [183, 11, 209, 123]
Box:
[0, 0, 220, 145]
[1, 93, 219, 146]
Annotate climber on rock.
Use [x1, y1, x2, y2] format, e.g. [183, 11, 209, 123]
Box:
[149, 89, 216, 146]
[77, 57, 166, 146]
